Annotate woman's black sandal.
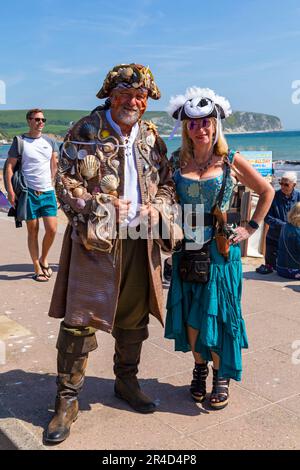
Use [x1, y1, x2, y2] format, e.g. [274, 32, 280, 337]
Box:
[210, 368, 230, 409]
[190, 362, 209, 402]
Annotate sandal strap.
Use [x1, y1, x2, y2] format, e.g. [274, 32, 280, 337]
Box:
[211, 368, 230, 401]
[190, 363, 209, 395]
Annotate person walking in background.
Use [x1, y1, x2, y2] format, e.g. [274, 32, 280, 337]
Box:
[165, 87, 274, 409]
[5, 109, 58, 281]
[256, 171, 300, 274]
[276, 202, 300, 279]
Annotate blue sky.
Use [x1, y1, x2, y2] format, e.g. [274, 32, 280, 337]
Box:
[1, 0, 300, 128]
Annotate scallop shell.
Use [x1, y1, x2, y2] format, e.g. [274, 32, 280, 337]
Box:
[79, 155, 100, 180]
[100, 174, 119, 193]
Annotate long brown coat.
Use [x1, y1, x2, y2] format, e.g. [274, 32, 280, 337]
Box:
[48, 110, 182, 332]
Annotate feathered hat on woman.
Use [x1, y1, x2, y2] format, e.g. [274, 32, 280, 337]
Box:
[167, 87, 232, 143]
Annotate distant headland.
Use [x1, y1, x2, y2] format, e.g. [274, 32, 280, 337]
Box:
[0, 109, 282, 143]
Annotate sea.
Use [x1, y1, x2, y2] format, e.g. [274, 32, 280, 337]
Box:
[1, 130, 300, 182]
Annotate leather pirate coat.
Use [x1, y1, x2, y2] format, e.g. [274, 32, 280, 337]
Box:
[48, 109, 182, 332]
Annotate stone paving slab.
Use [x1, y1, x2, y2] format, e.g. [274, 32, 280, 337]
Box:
[0, 315, 31, 341]
[189, 404, 300, 450]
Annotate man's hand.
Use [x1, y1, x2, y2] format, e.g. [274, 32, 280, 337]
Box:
[113, 198, 131, 224]
[7, 191, 16, 208]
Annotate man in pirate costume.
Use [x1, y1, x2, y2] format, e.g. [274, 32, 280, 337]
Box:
[45, 64, 182, 443]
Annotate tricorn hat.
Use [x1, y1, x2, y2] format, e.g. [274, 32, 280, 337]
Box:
[167, 87, 232, 140]
[168, 87, 232, 121]
[96, 63, 161, 100]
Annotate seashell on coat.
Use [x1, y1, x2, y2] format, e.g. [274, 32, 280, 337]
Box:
[111, 159, 120, 169]
[72, 187, 85, 198]
[79, 155, 100, 180]
[100, 174, 119, 194]
[78, 121, 98, 140]
[63, 176, 82, 190]
[102, 142, 115, 153]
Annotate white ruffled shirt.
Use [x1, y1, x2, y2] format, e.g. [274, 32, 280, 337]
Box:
[105, 110, 141, 227]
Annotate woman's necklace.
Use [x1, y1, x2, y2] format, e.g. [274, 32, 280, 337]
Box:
[192, 151, 214, 177]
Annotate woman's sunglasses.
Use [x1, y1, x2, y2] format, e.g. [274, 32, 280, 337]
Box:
[188, 118, 211, 130]
[30, 117, 47, 123]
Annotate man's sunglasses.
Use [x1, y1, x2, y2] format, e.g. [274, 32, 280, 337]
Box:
[30, 117, 47, 123]
[279, 181, 292, 187]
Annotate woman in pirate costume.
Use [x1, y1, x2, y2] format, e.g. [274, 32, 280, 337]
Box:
[165, 87, 274, 409]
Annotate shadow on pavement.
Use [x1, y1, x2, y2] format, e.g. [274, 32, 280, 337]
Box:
[285, 284, 300, 293]
[243, 270, 299, 284]
[0, 369, 209, 437]
[0, 263, 59, 281]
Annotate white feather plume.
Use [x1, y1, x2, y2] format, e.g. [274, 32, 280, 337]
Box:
[167, 86, 232, 118]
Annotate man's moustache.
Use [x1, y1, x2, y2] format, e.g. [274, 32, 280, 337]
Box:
[123, 107, 139, 112]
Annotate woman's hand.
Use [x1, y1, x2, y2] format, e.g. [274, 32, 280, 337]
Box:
[230, 225, 256, 245]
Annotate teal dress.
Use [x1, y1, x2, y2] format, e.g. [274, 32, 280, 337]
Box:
[165, 151, 248, 381]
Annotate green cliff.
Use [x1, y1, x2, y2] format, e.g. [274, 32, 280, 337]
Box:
[0, 109, 282, 141]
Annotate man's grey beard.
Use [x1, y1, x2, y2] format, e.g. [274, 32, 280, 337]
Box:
[118, 108, 140, 126]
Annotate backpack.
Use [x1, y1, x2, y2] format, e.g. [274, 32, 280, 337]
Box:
[3, 135, 28, 225]
[3, 135, 24, 192]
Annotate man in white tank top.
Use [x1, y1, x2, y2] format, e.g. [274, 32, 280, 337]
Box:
[5, 109, 58, 281]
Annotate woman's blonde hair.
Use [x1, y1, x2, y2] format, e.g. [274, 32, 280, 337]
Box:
[288, 202, 300, 228]
[180, 118, 229, 167]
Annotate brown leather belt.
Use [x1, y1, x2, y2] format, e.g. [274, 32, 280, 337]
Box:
[34, 190, 43, 196]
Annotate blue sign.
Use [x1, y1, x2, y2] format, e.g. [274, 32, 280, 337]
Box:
[242, 151, 273, 177]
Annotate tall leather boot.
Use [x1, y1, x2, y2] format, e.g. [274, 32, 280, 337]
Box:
[113, 326, 156, 414]
[45, 323, 98, 444]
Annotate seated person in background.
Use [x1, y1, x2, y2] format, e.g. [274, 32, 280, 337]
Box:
[256, 171, 300, 274]
[276, 202, 300, 279]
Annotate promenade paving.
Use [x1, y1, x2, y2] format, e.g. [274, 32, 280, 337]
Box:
[0, 212, 300, 450]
